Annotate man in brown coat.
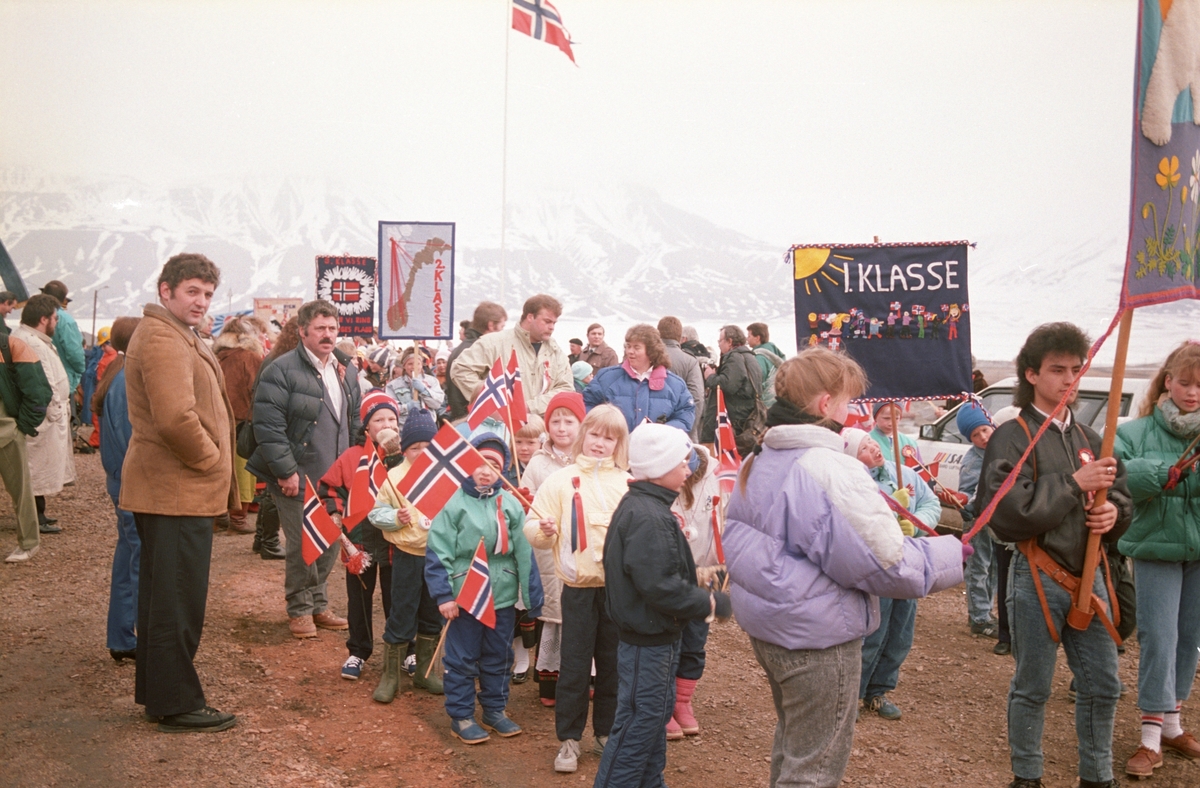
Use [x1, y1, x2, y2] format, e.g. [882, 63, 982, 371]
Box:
[120, 253, 240, 733]
[578, 322, 619, 372]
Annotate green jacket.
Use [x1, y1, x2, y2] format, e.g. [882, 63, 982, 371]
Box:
[52, 308, 85, 393]
[1115, 406, 1200, 562]
[425, 486, 541, 614]
[0, 333, 52, 438]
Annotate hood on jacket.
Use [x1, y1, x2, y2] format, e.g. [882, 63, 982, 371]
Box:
[214, 331, 264, 358]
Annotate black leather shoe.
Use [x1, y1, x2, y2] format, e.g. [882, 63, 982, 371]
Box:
[993, 641, 1011, 655]
[39, 522, 62, 534]
[157, 706, 236, 733]
[38, 515, 58, 526]
[1008, 779, 1044, 788]
[110, 649, 136, 662]
[260, 540, 285, 560]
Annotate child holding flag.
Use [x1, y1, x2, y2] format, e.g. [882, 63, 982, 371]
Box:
[955, 401, 1000, 641]
[425, 434, 542, 744]
[526, 404, 631, 773]
[523, 391, 587, 707]
[368, 409, 444, 700]
[316, 390, 402, 682]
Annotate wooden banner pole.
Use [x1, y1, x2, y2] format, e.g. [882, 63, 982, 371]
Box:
[1067, 308, 1133, 630]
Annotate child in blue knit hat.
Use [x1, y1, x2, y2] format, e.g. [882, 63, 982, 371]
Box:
[956, 401, 998, 641]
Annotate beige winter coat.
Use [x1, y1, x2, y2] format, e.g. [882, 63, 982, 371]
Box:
[12, 324, 75, 496]
[449, 326, 574, 418]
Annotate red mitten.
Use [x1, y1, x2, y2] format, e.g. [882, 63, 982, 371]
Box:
[515, 487, 533, 514]
[1165, 466, 1183, 491]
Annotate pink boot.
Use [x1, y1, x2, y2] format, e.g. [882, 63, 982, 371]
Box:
[673, 678, 700, 735]
[666, 715, 684, 740]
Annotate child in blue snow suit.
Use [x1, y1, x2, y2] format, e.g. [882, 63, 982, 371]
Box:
[955, 402, 999, 641]
[842, 427, 943, 721]
[424, 433, 543, 744]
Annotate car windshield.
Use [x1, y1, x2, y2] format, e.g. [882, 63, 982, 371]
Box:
[937, 389, 1131, 443]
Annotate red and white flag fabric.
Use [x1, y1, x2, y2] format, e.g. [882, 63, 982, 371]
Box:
[302, 477, 342, 565]
[711, 494, 726, 564]
[714, 389, 742, 496]
[396, 424, 486, 520]
[468, 357, 511, 430]
[457, 538, 497, 628]
[512, 0, 575, 64]
[504, 350, 529, 430]
[344, 436, 389, 528]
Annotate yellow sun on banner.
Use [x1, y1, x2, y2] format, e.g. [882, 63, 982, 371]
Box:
[793, 248, 845, 295]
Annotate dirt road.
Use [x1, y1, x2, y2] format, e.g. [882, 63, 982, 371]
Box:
[2, 454, 1197, 787]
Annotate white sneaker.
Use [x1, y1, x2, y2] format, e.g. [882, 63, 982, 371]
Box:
[554, 739, 581, 773]
[5, 545, 39, 563]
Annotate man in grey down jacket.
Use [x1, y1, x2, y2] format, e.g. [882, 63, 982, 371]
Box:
[248, 300, 362, 639]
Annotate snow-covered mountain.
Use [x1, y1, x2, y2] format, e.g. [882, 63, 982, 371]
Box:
[2, 169, 1196, 364]
[0, 171, 790, 323]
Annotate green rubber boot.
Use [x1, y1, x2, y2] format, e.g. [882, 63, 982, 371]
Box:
[412, 633, 444, 695]
[372, 641, 401, 703]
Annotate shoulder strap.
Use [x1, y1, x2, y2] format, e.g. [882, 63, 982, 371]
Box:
[0, 334, 12, 372]
[1015, 415, 1038, 481]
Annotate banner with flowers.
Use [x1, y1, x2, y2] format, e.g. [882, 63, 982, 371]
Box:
[790, 241, 972, 401]
[1125, 0, 1200, 307]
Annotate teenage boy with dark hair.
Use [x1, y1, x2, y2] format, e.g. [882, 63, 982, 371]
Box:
[978, 322, 1133, 788]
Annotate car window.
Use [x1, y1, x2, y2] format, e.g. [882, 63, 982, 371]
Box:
[1088, 393, 1132, 431]
[938, 389, 1015, 443]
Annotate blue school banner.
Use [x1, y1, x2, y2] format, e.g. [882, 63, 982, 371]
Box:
[1123, 0, 1200, 308]
[790, 241, 972, 401]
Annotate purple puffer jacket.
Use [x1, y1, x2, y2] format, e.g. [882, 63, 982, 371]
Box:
[724, 424, 963, 651]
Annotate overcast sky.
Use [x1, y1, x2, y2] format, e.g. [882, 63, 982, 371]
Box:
[4, 0, 1184, 363]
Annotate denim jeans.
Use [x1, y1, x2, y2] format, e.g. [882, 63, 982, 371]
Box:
[382, 549, 443, 645]
[271, 484, 339, 618]
[965, 530, 997, 625]
[1008, 553, 1120, 782]
[1133, 559, 1200, 713]
[442, 606, 516, 721]
[593, 640, 680, 788]
[106, 503, 140, 652]
[677, 618, 709, 680]
[859, 597, 916, 700]
[751, 636, 861, 788]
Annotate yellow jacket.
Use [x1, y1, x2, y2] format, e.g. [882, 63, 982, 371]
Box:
[368, 459, 432, 556]
[524, 454, 630, 588]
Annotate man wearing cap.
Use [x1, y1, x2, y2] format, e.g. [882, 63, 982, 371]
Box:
[597, 423, 731, 786]
[359, 345, 392, 392]
[451, 294, 572, 420]
[39, 281, 85, 397]
[248, 299, 361, 639]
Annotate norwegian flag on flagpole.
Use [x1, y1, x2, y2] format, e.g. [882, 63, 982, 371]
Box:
[714, 389, 742, 496]
[344, 436, 389, 528]
[396, 424, 486, 520]
[512, 0, 576, 64]
[468, 358, 511, 430]
[302, 477, 342, 565]
[457, 538, 497, 628]
[844, 402, 872, 429]
[504, 350, 528, 430]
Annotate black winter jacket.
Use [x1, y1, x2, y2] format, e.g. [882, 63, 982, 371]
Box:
[445, 328, 480, 420]
[247, 346, 362, 485]
[978, 405, 1132, 575]
[602, 481, 713, 646]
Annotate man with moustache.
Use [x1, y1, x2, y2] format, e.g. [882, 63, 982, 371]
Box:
[248, 300, 361, 639]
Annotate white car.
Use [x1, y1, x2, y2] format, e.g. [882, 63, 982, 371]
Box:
[914, 376, 1150, 492]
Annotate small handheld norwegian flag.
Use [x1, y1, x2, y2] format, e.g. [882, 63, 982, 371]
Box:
[504, 350, 529, 430]
[714, 389, 742, 496]
[456, 538, 497, 628]
[344, 436, 389, 528]
[396, 424, 486, 520]
[468, 358, 510, 430]
[302, 477, 342, 565]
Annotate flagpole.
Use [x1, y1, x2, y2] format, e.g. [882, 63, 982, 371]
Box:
[499, 0, 511, 306]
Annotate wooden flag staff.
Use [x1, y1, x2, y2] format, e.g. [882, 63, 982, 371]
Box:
[1067, 308, 1133, 631]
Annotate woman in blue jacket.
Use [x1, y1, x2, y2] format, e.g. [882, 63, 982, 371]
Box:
[583, 325, 694, 434]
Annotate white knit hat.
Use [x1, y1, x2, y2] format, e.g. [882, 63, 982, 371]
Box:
[629, 424, 693, 481]
[841, 427, 870, 459]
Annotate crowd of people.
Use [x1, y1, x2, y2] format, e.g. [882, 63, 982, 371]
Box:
[1, 255, 1198, 788]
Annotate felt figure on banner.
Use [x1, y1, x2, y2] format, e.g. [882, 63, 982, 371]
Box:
[947, 304, 963, 340]
[828, 313, 850, 336]
[900, 310, 913, 338]
[869, 317, 882, 339]
[808, 312, 819, 333]
[886, 303, 899, 338]
[853, 309, 869, 339]
[913, 305, 926, 339]
[808, 333, 820, 348]
[928, 311, 941, 340]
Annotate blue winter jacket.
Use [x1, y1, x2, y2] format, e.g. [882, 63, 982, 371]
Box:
[99, 368, 133, 502]
[583, 361, 695, 433]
